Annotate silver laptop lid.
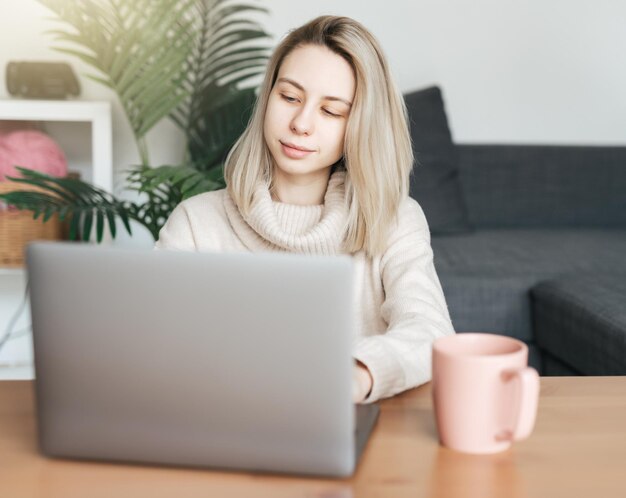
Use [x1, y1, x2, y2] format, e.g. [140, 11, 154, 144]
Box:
[27, 241, 357, 476]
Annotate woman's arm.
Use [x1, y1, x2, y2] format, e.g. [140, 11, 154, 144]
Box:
[353, 198, 456, 403]
[153, 202, 197, 251]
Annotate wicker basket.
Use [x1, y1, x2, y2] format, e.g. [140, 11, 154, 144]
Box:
[0, 181, 65, 268]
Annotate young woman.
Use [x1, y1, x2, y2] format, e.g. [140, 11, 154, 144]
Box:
[155, 15, 456, 403]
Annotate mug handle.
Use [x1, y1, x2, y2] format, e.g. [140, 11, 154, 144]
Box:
[499, 367, 540, 441]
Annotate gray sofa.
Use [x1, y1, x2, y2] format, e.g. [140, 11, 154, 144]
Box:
[431, 144, 626, 374]
[404, 86, 626, 375]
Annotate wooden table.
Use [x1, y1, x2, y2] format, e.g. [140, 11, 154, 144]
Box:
[1, 377, 625, 497]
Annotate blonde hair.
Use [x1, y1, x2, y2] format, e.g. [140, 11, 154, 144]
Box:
[224, 15, 413, 258]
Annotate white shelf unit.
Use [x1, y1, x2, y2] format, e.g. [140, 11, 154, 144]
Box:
[0, 99, 112, 192]
[0, 100, 113, 379]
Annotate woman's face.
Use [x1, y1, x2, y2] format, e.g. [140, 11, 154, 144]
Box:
[263, 44, 355, 182]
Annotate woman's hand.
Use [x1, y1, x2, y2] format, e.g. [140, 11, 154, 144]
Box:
[352, 360, 373, 403]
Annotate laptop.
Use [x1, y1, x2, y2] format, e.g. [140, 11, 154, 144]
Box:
[26, 241, 379, 477]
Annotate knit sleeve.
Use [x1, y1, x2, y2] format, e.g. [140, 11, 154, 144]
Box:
[352, 198, 456, 403]
[153, 202, 197, 251]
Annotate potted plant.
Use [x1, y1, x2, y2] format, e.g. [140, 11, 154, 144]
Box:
[0, 0, 272, 243]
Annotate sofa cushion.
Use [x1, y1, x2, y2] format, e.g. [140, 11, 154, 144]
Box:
[432, 229, 626, 274]
[530, 274, 626, 375]
[431, 229, 626, 342]
[436, 273, 542, 342]
[403, 86, 472, 234]
[456, 144, 626, 229]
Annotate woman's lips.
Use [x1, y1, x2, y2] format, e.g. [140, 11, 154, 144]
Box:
[280, 141, 314, 159]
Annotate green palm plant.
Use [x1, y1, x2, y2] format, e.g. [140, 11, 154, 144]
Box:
[0, 0, 271, 242]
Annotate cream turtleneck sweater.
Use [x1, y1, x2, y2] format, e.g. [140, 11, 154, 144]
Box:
[154, 170, 455, 403]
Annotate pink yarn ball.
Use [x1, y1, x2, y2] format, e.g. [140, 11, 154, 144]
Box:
[0, 130, 68, 182]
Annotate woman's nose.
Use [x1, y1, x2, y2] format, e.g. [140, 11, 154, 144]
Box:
[290, 106, 314, 135]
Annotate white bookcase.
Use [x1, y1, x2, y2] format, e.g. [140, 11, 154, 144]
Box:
[0, 100, 113, 379]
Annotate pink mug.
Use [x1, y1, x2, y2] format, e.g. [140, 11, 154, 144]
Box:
[432, 333, 540, 454]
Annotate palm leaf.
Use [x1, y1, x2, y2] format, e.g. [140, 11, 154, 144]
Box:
[23, 0, 272, 245]
[0, 167, 135, 243]
[170, 1, 271, 166]
[187, 85, 258, 171]
[126, 163, 223, 202]
[37, 0, 197, 165]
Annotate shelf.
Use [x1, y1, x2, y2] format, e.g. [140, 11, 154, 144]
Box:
[1, 99, 114, 257]
[0, 99, 113, 192]
[0, 268, 25, 276]
[0, 364, 34, 380]
[1, 100, 114, 369]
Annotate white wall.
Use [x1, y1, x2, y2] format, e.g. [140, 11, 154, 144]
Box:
[1, 0, 625, 194]
[257, 0, 626, 146]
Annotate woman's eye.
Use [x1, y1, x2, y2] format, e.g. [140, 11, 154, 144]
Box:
[280, 94, 340, 117]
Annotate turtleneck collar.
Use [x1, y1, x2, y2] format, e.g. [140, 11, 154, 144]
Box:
[223, 170, 349, 255]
